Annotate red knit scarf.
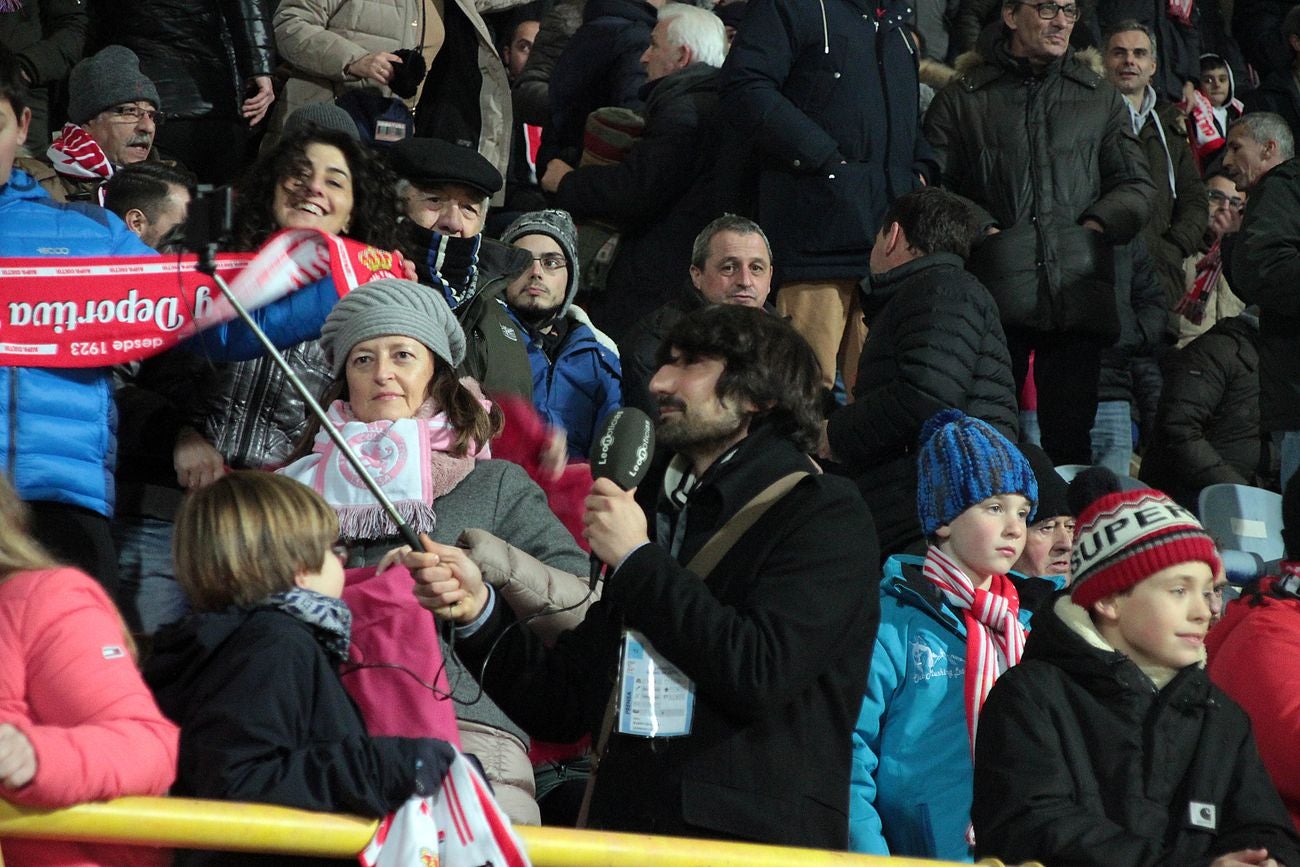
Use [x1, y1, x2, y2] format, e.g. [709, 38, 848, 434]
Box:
[923, 546, 1025, 753]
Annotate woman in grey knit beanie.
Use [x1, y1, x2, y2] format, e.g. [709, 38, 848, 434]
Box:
[279, 277, 590, 827]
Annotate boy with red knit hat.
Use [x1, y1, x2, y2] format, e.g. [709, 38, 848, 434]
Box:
[972, 469, 1300, 867]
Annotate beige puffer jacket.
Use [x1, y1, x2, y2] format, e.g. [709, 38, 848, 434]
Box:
[269, 0, 510, 182]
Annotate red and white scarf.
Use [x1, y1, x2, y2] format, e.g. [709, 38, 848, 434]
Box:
[46, 123, 114, 181]
[278, 398, 491, 540]
[1176, 237, 1224, 325]
[1183, 88, 1244, 167]
[1167, 0, 1193, 26]
[923, 545, 1025, 753]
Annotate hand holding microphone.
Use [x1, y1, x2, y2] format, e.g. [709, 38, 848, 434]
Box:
[585, 408, 655, 589]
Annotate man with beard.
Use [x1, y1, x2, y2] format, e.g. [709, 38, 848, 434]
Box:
[405, 303, 879, 847]
[500, 209, 623, 459]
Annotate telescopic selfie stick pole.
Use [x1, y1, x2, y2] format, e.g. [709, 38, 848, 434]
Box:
[189, 188, 423, 552]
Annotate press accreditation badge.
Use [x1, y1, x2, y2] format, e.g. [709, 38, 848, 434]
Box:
[616, 629, 695, 737]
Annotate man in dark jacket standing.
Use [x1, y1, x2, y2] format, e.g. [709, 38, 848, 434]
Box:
[826, 187, 1018, 556]
[718, 0, 936, 396]
[924, 0, 1155, 465]
[1225, 112, 1300, 495]
[543, 2, 726, 340]
[540, 0, 661, 168]
[408, 304, 878, 848]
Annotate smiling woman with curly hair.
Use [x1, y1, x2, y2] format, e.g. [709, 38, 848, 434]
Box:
[232, 126, 401, 251]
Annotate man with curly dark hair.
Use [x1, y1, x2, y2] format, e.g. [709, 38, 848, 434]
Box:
[404, 304, 881, 848]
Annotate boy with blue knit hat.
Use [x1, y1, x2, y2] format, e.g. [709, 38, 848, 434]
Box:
[850, 408, 1037, 860]
[971, 469, 1300, 867]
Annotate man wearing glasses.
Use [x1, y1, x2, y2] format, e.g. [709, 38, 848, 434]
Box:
[924, 0, 1154, 468]
[41, 46, 164, 203]
[501, 208, 623, 459]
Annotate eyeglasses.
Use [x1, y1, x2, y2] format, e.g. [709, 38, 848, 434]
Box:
[525, 254, 568, 272]
[331, 541, 350, 562]
[1208, 189, 1245, 210]
[1020, 1, 1080, 19]
[106, 104, 163, 126]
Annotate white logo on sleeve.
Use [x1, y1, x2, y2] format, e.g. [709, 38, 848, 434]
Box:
[102, 645, 126, 660]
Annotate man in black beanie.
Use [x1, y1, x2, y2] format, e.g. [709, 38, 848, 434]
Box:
[1011, 442, 1074, 615]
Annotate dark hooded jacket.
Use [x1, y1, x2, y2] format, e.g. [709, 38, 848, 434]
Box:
[826, 252, 1018, 556]
[924, 40, 1155, 339]
[145, 605, 453, 867]
[717, 0, 936, 281]
[973, 592, 1300, 867]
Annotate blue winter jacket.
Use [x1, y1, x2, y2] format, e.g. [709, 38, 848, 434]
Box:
[0, 169, 341, 516]
[849, 555, 1039, 861]
[512, 307, 622, 459]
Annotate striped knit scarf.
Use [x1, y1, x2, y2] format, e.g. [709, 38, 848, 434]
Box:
[46, 123, 114, 181]
[923, 545, 1025, 753]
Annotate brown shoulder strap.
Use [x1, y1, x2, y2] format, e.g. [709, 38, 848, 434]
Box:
[684, 471, 810, 578]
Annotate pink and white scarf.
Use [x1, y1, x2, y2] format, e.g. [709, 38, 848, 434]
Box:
[279, 399, 491, 540]
[46, 123, 114, 181]
[923, 545, 1025, 753]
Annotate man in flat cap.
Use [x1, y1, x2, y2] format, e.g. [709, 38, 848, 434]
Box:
[391, 136, 536, 400]
[40, 45, 164, 202]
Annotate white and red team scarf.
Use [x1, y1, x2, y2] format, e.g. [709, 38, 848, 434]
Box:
[922, 545, 1026, 754]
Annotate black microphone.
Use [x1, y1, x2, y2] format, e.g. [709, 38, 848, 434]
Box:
[588, 407, 656, 590]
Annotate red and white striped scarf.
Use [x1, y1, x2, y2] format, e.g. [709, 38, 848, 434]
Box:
[923, 545, 1025, 753]
[46, 123, 114, 181]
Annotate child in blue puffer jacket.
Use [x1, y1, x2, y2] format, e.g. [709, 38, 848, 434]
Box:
[849, 409, 1038, 860]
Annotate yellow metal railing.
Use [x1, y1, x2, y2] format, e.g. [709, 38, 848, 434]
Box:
[0, 797, 1022, 866]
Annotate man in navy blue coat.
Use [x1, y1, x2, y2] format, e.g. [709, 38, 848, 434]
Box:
[718, 0, 936, 397]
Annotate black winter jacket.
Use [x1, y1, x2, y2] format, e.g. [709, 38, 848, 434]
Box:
[973, 593, 1300, 867]
[925, 41, 1155, 339]
[457, 427, 879, 847]
[827, 252, 1018, 556]
[718, 0, 935, 280]
[97, 0, 274, 120]
[538, 0, 654, 167]
[559, 63, 721, 341]
[1097, 237, 1167, 403]
[1137, 102, 1207, 310]
[1140, 314, 1261, 509]
[1229, 158, 1300, 430]
[146, 607, 453, 867]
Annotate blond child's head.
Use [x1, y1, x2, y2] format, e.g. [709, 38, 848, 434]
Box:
[174, 471, 341, 612]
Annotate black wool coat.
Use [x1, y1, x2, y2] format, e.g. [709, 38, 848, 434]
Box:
[458, 427, 880, 848]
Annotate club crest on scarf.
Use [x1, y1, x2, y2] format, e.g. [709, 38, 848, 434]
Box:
[342, 429, 410, 488]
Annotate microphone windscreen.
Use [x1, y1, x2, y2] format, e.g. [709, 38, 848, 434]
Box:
[590, 407, 655, 491]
